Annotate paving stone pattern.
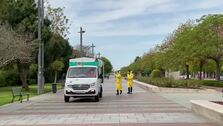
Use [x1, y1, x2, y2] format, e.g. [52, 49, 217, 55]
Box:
[0, 76, 219, 126]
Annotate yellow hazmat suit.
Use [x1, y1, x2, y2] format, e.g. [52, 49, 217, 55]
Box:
[115, 71, 123, 95]
[127, 71, 134, 94]
[127, 71, 134, 88]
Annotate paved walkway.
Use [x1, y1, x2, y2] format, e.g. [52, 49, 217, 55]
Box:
[0, 77, 219, 126]
[159, 92, 222, 109]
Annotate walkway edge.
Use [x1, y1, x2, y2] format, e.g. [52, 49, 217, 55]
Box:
[191, 100, 223, 126]
[134, 80, 160, 92]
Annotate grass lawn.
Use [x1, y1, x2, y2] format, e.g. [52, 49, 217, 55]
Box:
[0, 83, 63, 106]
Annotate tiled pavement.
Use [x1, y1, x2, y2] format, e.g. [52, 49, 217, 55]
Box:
[0, 77, 219, 126]
[159, 92, 222, 109]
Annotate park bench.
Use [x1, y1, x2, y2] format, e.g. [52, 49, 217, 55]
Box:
[11, 87, 29, 103]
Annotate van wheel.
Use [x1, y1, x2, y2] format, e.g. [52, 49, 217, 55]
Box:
[64, 95, 70, 102]
[94, 95, 99, 102]
[99, 86, 103, 98]
[99, 91, 102, 98]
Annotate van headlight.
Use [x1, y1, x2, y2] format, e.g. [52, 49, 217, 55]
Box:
[67, 85, 73, 88]
[90, 83, 96, 87]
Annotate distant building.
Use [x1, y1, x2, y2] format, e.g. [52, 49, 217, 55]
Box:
[165, 71, 181, 80]
[165, 70, 216, 80]
[72, 49, 93, 58]
[72, 49, 81, 58]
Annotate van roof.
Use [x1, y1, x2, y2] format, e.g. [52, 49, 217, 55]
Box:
[69, 57, 96, 62]
[69, 57, 103, 67]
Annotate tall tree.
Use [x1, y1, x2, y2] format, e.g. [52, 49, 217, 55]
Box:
[51, 60, 64, 83]
[0, 0, 38, 89]
[0, 0, 73, 88]
[0, 24, 34, 67]
[46, 3, 70, 39]
[100, 57, 113, 74]
[166, 21, 196, 79]
[0, 23, 35, 89]
[195, 15, 223, 80]
[73, 45, 92, 58]
[44, 34, 72, 82]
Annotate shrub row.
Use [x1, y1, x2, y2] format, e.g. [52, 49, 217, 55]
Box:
[0, 69, 20, 87]
[137, 77, 202, 88]
[201, 80, 223, 87]
[150, 69, 161, 78]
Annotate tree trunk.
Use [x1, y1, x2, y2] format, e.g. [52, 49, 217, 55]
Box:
[199, 61, 204, 80]
[186, 65, 189, 79]
[215, 60, 221, 81]
[54, 71, 57, 84]
[18, 63, 29, 90]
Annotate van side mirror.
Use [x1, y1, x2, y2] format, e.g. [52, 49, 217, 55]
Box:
[98, 74, 104, 83]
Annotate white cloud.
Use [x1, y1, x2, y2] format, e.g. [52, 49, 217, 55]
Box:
[47, 0, 223, 69]
[96, 39, 163, 70]
[82, 0, 173, 23]
[86, 23, 176, 37]
[49, 0, 223, 39]
[47, 0, 223, 44]
[193, 0, 223, 10]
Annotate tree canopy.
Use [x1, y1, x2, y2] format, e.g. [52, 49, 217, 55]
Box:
[100, 57, 113, 74]
[122, 14, 223, 81]
[0, 0, 73, 89]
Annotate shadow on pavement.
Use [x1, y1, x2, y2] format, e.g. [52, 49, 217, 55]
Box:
[69, 97, 97, 103]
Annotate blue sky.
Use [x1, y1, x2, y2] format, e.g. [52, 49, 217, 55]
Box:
[48, 0, 223, 70]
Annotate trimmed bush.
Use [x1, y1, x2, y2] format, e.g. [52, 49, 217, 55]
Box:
[0, 70, 7, 87]
[28, 79, 36, 85]
[202, 80, 223, 87]
[150, 69, 161, 78]
[0, 69, 19, 87]
[137, 77, 201, 88]
[186, 80, 203, 88]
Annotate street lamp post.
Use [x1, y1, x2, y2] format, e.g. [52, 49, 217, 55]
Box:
[37, 0, 44, 95]
[41, 0, 45, 92]
[97, 52, 101, 58]
[90, 43, 95, 58]
[78, 27, 85, 57]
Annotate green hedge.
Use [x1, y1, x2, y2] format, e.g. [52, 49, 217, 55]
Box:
[150, 69, 161, 78]
[201, 80, 223, 87]
[138, 77, 202, 88]
[0, 69, 20, 87]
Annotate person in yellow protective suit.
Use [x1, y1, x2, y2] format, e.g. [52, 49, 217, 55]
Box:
[127, 70, 134, 94]
[115, 71, 123, 95]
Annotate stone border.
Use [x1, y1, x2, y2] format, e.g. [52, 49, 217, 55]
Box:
[134, 80, 217, 93]
[191, 100, 223, 126]
[159, 88, 217, 93]
[134, 80, 160, 92]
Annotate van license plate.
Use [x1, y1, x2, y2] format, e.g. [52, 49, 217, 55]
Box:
[75, 91, 85, 94]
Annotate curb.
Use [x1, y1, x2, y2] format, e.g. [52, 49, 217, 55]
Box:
[191, 100, 223, 126]
[134, 80, 160, 93]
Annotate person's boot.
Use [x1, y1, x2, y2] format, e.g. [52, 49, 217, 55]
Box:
[120, 90, 122, 95]
[130, 87, 133, 94]
[127, 88, 130, 94]
[116, 90, 119, 95]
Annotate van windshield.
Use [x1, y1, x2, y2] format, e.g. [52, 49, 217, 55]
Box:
[67, 67, 97, 78]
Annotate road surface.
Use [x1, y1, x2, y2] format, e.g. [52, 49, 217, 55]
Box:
[0, 76, 219, 126]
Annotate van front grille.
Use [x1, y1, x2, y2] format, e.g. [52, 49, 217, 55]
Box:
[72, 84, 90, 90]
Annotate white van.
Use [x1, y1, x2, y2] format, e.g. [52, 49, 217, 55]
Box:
[64, 57, 104, 102]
